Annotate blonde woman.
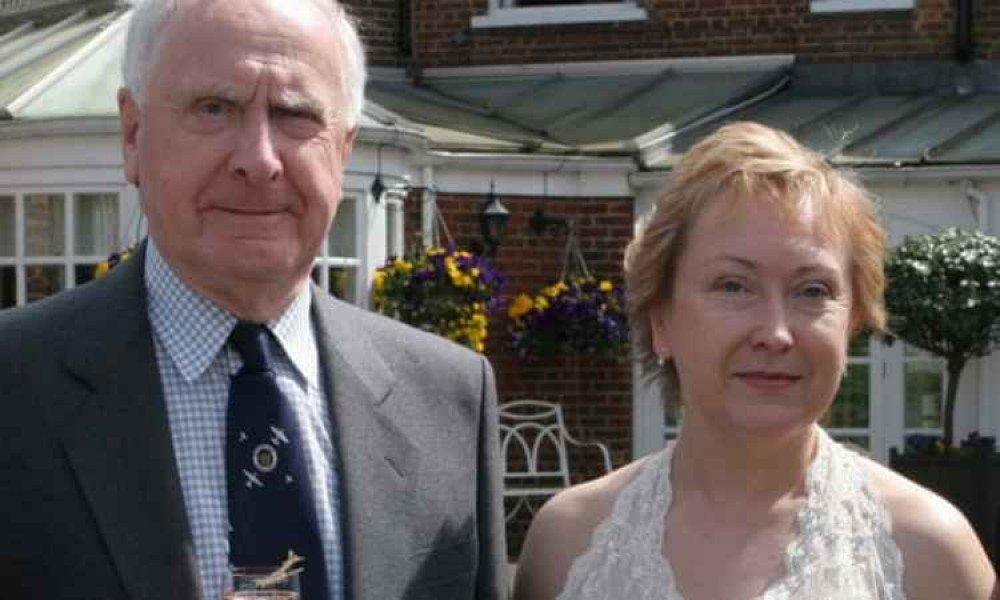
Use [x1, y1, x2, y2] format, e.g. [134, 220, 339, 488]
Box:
[514, 122, 996, 600]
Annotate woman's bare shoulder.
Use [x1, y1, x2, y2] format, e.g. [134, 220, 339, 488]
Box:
[858, 457, 996, 600]
[511, 457, 651, 600]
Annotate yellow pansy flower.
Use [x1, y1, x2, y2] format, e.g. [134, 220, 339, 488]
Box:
[508, 294, 534, 319]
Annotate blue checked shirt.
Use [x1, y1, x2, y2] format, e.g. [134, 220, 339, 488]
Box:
[145, 241, 344, 600]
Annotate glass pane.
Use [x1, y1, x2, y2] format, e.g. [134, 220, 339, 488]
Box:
[0, 265, 15, 308]
[0, 196, 14, 257]
[75, 264, 98, 287]
[904, 362, 944, 428]
[823, 364, 870, 428]
[75, 193, 119, 256]
[25, 265, 64, 302]
[25, 194, 65, 257]
[327, 197, 357, 258]
[327, 266, 357, 302]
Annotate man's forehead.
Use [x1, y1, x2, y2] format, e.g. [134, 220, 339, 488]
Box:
[152, 0, 344, 103]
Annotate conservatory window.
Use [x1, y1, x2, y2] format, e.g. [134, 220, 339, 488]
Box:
[0, 190, 121, 308]
[902, 344, 945, 435]
[313, 195, 363, 305]
[820, 333, 873, 449]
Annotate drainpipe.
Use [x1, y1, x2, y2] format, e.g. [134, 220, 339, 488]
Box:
[398, 0, 413, 60]
[956, 0, 974, 63]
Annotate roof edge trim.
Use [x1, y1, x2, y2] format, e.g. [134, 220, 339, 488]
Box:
[421, 150, 636, 173]
[421, 55, 795, 80]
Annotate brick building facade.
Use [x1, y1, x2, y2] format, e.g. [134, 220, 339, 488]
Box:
[348, 0, 1000, 67]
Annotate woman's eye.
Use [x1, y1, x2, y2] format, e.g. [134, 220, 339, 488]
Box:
[717, 279, 748, 294]
[799, 283, 833, 299]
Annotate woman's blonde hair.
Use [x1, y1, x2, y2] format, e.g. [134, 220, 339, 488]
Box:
[625, 121, 887, 392]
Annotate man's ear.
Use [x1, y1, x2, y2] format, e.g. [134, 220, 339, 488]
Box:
[118, 88, 141, 186]
[340, 126, 358, 163]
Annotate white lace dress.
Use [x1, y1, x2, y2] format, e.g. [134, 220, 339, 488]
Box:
[555, 429, 906, 600]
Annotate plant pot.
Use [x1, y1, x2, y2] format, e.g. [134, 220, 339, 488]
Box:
[890, 448, 1000, 571]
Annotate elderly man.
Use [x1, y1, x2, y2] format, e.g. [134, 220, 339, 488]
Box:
[0, 1, 506, 599]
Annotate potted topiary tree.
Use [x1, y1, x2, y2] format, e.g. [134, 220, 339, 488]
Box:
[884, 227, 1000, 566]
[885, 227, 1000, 447]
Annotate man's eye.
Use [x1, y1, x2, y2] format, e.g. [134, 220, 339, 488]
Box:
[273, 106, 318, 122]
[197, 99, 231, 117]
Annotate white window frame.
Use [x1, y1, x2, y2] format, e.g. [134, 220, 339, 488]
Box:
[0, 187, 128, 307]
[315, 191, 366, 306]
[810, 0, 913, 14]
[824, 336, 883, 457]
[471, 0, 647, 29]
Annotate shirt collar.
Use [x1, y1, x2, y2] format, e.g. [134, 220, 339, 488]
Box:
[144, 240, 318, 387]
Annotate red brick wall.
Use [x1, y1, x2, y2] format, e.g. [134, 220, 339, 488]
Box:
[403, 190, 635, 556]
[407, 0, 999, 67]
[348, 0, 408, 66]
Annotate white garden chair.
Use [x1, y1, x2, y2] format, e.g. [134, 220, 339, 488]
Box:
[499, 399, 613, 523]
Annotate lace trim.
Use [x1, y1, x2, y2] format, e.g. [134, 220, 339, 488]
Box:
[555, 430, 906, 600]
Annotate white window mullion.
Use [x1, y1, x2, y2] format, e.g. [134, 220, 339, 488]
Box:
[15, 194, 25, 306]
[66, 190, 76, 288]
[867, 337, 888, 463]
[882, 339, 906, 457]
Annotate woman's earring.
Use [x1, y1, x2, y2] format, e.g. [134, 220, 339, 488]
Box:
[656, 347, 670, 367]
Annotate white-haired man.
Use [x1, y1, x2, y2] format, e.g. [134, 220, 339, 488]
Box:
[0, 1, 507, 599]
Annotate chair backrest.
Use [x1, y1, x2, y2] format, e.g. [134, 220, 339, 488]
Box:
[498, 399, 573, 491]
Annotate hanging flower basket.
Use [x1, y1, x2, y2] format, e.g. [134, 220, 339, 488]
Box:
[509, 276, 629, 359]
[373, 245, 506, 353]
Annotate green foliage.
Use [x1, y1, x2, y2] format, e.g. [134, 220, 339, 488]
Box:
[885, 228, 1000, 447]
[885, 228, 1000, 361]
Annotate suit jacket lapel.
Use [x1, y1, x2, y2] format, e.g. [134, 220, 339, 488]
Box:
[58, 247, 200, 600]
[311, 291, 419, 600]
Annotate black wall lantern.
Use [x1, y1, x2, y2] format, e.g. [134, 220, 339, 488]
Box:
[479, 180, 510, 257]
[530, 207, 572, 236]
[370, 145, 386, 203]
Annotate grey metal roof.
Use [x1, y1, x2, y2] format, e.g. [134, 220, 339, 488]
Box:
[369, 65, 789, 153]
[655, 62, 1000, 170]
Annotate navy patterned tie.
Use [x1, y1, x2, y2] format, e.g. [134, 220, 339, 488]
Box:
[226, 321, 329, 600]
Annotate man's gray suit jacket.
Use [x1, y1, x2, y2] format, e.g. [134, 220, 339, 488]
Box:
[0, 245, 507, 600]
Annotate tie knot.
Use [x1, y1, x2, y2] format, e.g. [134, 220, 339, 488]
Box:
[229, 321, 273, 373]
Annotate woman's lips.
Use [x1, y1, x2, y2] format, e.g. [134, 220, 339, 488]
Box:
[734, 371, 803, 389]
